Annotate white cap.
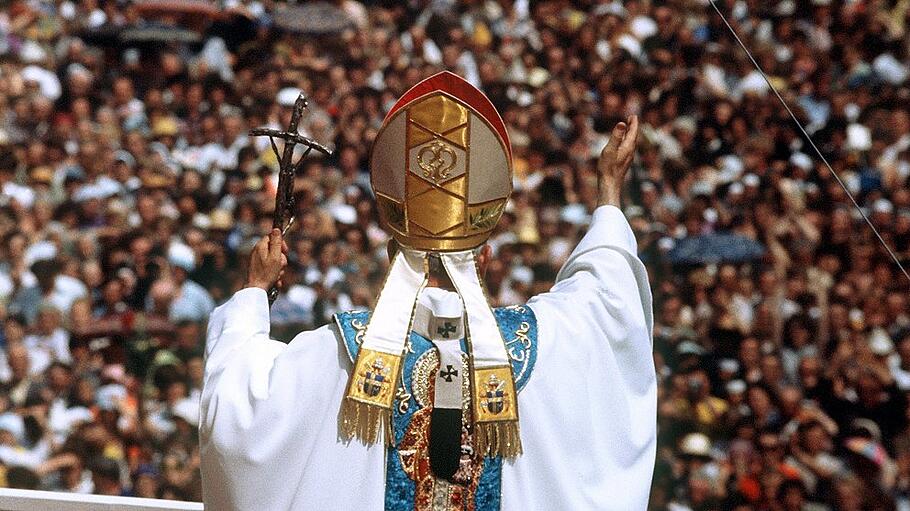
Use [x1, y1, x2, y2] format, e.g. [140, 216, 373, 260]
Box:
[726, 379, 747, 395]
[680, 432, 712, 458]
[624, 205, 645, 219]
[21, 65, 62, 100]
[67, 62, 93, 80]
[329, 203, 358, 225]
[703, 208, 718, 224]
[0, 413, 25, 444]
[192, 213, 212, 230]
[739, 71, 769, 96]
[690, 180, 715, 197]
[873, 198, 894, 214]
[673, 116, 697, 134]
[718, 155, 744, 181]
[73, 184, 107, 202]
[630, 16, 658, 40]
[616, 34, 643, 59]
[594, 2, 627, 18]
[19, 40, 47, 63]
[64, 407, 94, 428]
[719, 358, 740, 373]
[168, 242, 196, 272]
[789, 152, 813, 171]
[869, 328, 894, 356]
[24, 240, 57, 266]
[96, 384, 127, 412]
[775, 0, 796, 16]
[873, 53, 909, 85]
[847, 124, 872, 151]
[677, 340, 706, 356]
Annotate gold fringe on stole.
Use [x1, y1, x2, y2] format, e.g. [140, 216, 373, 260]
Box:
[474, 421, 523, 458]
[340, 398, 394, 446]
[340, 348, 403, 446]
[470, 366, 521, 458]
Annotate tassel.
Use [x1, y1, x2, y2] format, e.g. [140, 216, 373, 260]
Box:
[340, 348, 401, 446]
[471, 366, 521, 458]
[340, 398, 394, 446]
[474, 421, 522, 458]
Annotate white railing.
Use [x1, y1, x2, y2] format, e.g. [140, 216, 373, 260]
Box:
[0, 488, 203, 511]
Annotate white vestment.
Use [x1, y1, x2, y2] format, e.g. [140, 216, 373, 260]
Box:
[200, 205, 656, 510]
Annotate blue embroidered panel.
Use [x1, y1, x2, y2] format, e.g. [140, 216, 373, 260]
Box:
[333, 305, 538, 511]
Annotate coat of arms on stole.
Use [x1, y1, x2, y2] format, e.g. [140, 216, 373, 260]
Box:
[360, 358, 391, 397]
[480, 374, 507, 415]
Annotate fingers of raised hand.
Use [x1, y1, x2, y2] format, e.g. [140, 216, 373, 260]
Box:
[602, 121, 628, 159]
[618, 115, 639, 162]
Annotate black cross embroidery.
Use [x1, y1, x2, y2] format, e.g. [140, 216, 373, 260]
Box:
[437, 322, 457, 338]
[439, 365, 459, 382]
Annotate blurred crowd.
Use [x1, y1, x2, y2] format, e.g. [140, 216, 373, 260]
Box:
[0, 0, 909, 508]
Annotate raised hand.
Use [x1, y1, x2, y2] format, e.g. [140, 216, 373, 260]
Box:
[597, 115, 640, 207]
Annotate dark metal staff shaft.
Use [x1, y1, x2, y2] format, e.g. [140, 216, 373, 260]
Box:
[249, 93, 333, 305]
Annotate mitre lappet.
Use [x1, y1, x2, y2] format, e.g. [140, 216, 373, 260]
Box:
[341, 71, 521, 458]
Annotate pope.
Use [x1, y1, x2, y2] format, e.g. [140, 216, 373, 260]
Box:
[200, 72, 655, 511]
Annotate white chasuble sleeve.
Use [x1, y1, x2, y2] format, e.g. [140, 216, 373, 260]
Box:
[200, 288, 385, 511]
[502, 205, 656, 511]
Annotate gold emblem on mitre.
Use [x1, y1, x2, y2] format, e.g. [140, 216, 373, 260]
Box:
[370, 72, 512, 252]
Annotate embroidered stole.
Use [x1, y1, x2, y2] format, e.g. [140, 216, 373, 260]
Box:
[335, 306, 538, 511]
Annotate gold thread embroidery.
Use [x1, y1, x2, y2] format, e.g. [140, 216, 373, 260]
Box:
[395, 383, 412, 414]
[467, 201, 505, 231]
[417, 141, 457, 182]
[348, 349, 400, 407]
[399, 407, 485, 510]
[479, 373, 508, 416]
[376, 195, 405, 232]
[431, 478, 451, 510]
[472, 366, 517, 423]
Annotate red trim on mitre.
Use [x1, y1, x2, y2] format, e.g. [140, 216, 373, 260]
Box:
[384, 71, 511, 160]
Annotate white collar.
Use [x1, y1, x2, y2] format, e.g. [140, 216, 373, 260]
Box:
[412, 287, 465, 341]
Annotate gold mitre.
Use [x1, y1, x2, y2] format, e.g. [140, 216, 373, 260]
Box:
[370, 71, 513, 252]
